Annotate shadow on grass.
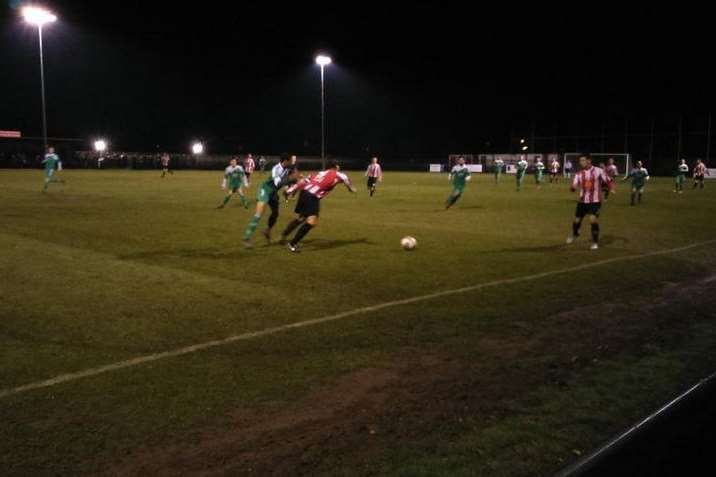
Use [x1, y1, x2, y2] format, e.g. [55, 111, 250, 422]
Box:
[475, 235, 631, 255]
[119, 238, 374, 260]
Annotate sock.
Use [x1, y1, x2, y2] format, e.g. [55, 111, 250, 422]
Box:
[290, 223, 314, 245]
[630, 192, 636, 205]
[244, 215, 261, 240]
[572, 221, 581, 237]
[267, 208, 279, 230]
[222, 195, 231, 206]
[282, 219, 303, 238]
[638, 192, 643, 203]
[239, 194, 248, 207]
[161, 171, 165, 178]
[370, 187, 375, 197]
[591, 223, 600, 243]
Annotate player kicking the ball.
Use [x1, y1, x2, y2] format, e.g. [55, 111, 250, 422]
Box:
[445, 156, 471, 209]
[280, 160, 356, 252]
[217, 158, 249, 209]
[365, 157, 383, 197]
[242, 154, 297, 248]
[567, 154, 613, 251]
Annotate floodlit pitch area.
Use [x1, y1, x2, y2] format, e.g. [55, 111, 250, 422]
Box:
[2, 169, 716, 476]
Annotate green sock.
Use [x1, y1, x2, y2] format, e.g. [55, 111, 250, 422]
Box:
[222, 195, 231, 206]
[239, 195, 248, 207]
[244, 215, 261, 240]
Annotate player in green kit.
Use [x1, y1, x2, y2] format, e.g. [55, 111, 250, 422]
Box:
[494, 158, 505, 183]
[674, 159, 689, 193]
[534, 157, 545, 188]
[41, 146, 62, 192]
[217, 158, 249, 209]
[515, 157, 528, 191]
[623, 160, 650, 206]
[445, 156, 471, 209]
[242, 154, 298, 248]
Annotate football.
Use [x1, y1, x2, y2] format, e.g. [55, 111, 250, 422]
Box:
[400, 236, 417, 250]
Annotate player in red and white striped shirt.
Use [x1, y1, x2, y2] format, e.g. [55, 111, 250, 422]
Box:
[243, 154, 256, 185]
[567, 154, 614, 250]
[693, 159, 708, 190]
[365, 157, 383, 197]
[280, 160, 357, 252]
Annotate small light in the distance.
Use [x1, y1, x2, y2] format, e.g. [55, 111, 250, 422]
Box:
[192, 142, 204, 155]
[93, 139, 107, 152]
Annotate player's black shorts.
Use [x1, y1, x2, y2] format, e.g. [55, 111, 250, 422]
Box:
[295, 191, 320, 217]
[245, 172, 251, 180]
[695, 174, 705, 182]
[367, 177, 378, 189]
[575, 202, 601, 218]
[268, 191, 279, 210]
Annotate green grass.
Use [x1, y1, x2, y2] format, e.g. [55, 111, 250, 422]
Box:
[1, 169, 715, 476]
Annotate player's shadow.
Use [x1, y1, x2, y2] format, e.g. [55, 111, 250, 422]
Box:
[302, 238, 373, 251]
[483, 235, 630, 254]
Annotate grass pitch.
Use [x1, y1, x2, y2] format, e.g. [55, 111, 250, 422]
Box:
[1, 169, 716, 476]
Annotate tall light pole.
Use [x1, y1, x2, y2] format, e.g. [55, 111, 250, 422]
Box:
[22, 6, 57, 151]
[315, 54, 332, 170]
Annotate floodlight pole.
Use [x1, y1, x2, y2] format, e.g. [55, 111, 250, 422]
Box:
[320, 63, 326, 170]
[38, 25, 48, 150]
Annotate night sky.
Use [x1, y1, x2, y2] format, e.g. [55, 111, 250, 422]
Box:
[1, 2, 713, 158]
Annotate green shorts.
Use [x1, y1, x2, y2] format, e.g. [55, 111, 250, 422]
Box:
[256, 183, 276, 203]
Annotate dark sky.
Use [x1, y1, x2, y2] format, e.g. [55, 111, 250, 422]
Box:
[1, 2, 713, 156]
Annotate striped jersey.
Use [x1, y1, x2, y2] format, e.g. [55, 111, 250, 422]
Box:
[244, 157, 255, 174]
[550, 161, 560, 173]
[160, 154, 170, 166]
[289, 169, 352, 199]
[605, 164, 618, 179]
[366, 163, 383, 178]
[572, 166, 613, 204]
[694, 163, 707, 176]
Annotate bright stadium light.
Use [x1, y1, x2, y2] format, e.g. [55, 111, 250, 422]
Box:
[22, 5, 57, 150]
[520, 138, 525, 144]
[22, 6, 57, 26]
[93, 139, 107, 152]
[522, 145, 529, 151]
[192, 142, 204, 155]
[315, 54, 332, 66]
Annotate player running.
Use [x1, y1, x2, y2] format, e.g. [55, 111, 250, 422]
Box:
[515, 156, 528, 191]
[549, 158, 561, 183]
[280, 160, 356, 252]
[242, 154, 298, 248]
[41, 146, 62, 192]
[693, 159, 708, 190]
[243, 154, 256, 185]
[566, 154, 613, 251]
[365, 157, 383, 197]
[623, 161, 650, 206]
[445, 156, 472, 209]
[534, 158, 545, 188]
[217, 158, 249, 209]
[160, 153, 173, 178]
[674, 159, 689, 193]
[494, 157, 505, 183]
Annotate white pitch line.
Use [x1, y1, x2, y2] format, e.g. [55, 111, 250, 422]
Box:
[2, 239, 715, 400]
